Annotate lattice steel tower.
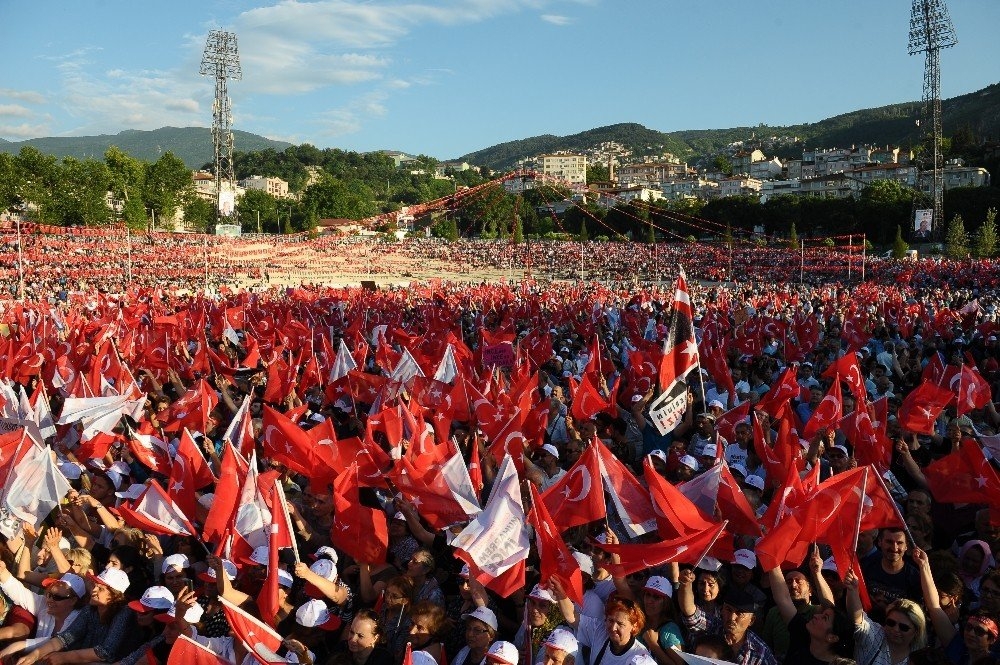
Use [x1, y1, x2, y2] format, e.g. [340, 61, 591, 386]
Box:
[908, 0, 956, 234]
[200, 30, 242, 226]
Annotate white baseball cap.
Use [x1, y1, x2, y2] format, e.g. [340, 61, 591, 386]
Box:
[309, 558, 338, 581]
[733, 549, 757, 570]
[702, 444, 718, 458]
[198, 559, 238, 583]
[161, 554, 189, 574]
[649, 449, 668, 464]
[528, 584, 556, 604]
[278, 569, 294, 588]
[43, 573, 86, 599]
[57, 461, 83, 481]
[708, 399, 725, 410]
[312, 546, 339, 563]
[128, 586, 175, 613]
[743, 475, 765, 491]
[486, 641, 519, 665]
[541, 444, 560, 459]
[155, 602, 204, 624]
[644, 575, 673, 598]
[115, 483, 147, 501]
[295, 599, 342, 630]
[89, 567, 130, 594]
[543, 628, 578, 653]
[679, 455, 699, 471]
[245, 546, 269, 566]
[461, 606, 498, 631]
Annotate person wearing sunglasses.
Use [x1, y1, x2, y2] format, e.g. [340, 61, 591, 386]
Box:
[846, 564, 928, 665]
[0, 563, 85, 661]
[909, 547, 1000, 664]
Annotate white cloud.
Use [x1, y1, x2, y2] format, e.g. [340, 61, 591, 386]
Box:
[0, 123, 51, 139]
[0, 104, 32, 118]
[541, 14, 573, 25]
[0, 89, 46, 105]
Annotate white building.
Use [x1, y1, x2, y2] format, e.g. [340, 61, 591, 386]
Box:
[540, 153, 588, 187]
[239, 175, 289, 199]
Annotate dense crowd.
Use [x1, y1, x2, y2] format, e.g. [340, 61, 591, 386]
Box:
[3, 237, 1000, 665]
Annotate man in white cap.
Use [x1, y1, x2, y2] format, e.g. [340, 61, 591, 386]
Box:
[525, 444, 566, 491]
[485, 641, 518, 665]
[541, 628, 578, 665]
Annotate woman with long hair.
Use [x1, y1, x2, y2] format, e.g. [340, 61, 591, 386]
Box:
[846, 567, 928, 665]
[378, 576, 414, 660]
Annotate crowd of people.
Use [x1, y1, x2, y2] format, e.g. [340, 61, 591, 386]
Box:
[2, 232, 1000, 665]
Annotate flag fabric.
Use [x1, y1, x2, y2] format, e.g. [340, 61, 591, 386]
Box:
[924, 440, 1000, 505]
[644, 458, 717, 539]
[652, 267, 698, 435]
[202, 441, 248, 547]
[596, 521, 729, 577]
[218, 597, 285, 665]
[955, 364, 992, 417]
[822, 353, 868, 404]
[331, 463, 388, 564]
[452, 455, 530, 598]
[897, 380, 954, 435]
[167, 635, 232, 665]
[118, 480, 197, 537]
[257, 522, 281, 627]
[539, 444, 605, 531]
[527, 483, 584, 606]
[597, 440, 659, 537]
[570, 372, 610, 422]
[801, 375, 843, 440]
[3, 442, 71, 528]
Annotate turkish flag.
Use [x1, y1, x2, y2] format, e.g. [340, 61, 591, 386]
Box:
[658, 268, 699, 391]
[219, 598, 285, 665]
[757, 366, 800, 417]
[261, 404, 318, 477]
[527, 483, 584, 606]
[540, 444, 606, 531]
[570, 372, 611, 421]
[162, 380, 219, 435]
[597, 440, 659, 537]
[955, 364, 992, 417]
[202, 441, 248, 547]
[644, 457, 716, 539]
[126, 422, 171, 474]
[387, 455, 477, 530]
[167, 635, 231, 665]
[596, 521, 729, 577]
[263, 356, 296, 405]
[897, 380, 954, 435]
[839, 407, 892, 471]
[174, 427, 217, 490]
[801, 375, 843, 440]
[257, 522, 281, 627]
[715, 401, 750, 445]
[823, 353, 867, 403]
[924, 440, 1000, 505]
[331, 463, 388, 564]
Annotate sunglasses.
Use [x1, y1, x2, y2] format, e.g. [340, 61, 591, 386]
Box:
[46, 592, 75, 601]
[965, 623, 995, 638]
[884, 619, 912, 632]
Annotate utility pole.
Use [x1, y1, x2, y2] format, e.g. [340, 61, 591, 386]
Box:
[200, 30, 242, 232]
[909, 0, 957, 236]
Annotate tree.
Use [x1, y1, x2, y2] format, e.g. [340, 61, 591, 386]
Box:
[713, 155, 733, 176]
[432, 215, 459, 241]
[105, 147, 147, 229]
[578, 219, 589, 242]
[945, 214, 969, 259]
[183, 197, 214, 232]
[53, 158, 112, 227]
[892, 225, 910, 258]
[145, 152, 193, 224]
[236, 189, 280, 233]
[14, 146, 58, 222]
[974, 208, 998, 258]
[788, 221, 799, 250]
[586, 163, 610, 183]
[512, 215, 524, 243]
[299, 175, 377, 222]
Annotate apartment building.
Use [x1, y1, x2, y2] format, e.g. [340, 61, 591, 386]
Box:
[540, 153, 588, 186]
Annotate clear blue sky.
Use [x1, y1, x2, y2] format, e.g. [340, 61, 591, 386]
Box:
[2, 1, 998, 160]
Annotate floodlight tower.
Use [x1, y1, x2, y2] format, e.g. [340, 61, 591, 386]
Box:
[908, 0, 956, 234]
[200, 30, 242, 227]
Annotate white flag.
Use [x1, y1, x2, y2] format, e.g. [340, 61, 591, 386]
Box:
[328, 339, 358, 384]
[433, 344, 460, 384]
[4, 444, 71, 528]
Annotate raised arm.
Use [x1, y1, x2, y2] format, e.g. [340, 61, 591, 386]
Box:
[677, 567, 697, 619]
[767, 567, 798, 625]
[807, 544, 835, 606]
[912, 547, 955, 645]
[844, 568, 863, 627]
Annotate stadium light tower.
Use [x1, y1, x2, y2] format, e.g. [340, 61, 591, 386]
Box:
[200, 30, 242, 229]
[908, 0, 956, 235]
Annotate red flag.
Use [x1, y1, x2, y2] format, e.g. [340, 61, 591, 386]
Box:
[168, 635, 231, 665]
[757, 366, 801, 417]
[897, 380, 954, 435]
[597, 521, 729, 577]
[256, 522, 281, 627]
[570, 372, 611, 421]
[839, 408, 891, 472]
[219, 598, 285, 665]
[597, 440, 659, 537]
[657, 268, 699, 392]
[331, 463, 388, 564]
[202, 441, 248, 547]
[174, 428, 216, 489]
[955, 364, 992, 417]
[924, 441, 1000, 505]
[801, 375, 843, 440]
[539, 444, 605, 531]
[261, 405, 317, 476]
[387, 454, 479, 530]
[644, 457, 717, 539]
[715, 401, 750, 445]
[823, 353, 868, 404]
[527, 483, 584, 606]
[117, 481, 198, 537]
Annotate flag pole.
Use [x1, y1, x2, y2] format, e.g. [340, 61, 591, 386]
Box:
[873, 467, 914, 544]
[691, 520, 730, 570]
[850, 468, 869, 556]
[0, 429, 31, 507]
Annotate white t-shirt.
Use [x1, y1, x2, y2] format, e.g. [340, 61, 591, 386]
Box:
[577, 616, 650, 665]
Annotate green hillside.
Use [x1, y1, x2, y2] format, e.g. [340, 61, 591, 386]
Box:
[460, 83, 1000, 170]
[0, 126, 292, 170]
